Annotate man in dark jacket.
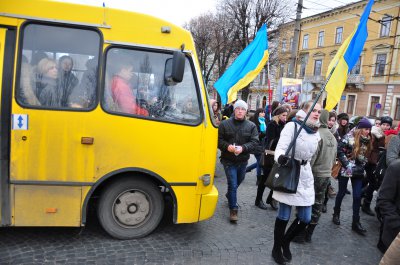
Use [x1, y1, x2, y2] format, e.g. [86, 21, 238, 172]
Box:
[218, 99, 259, 222]
[376, 159, 400, 253]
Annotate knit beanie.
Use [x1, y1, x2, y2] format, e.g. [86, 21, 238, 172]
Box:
[272, 106, 288, 116]
[233, 100, 248, 111]
[337, 112, 349, 121]
[357, 117, 372, 129]
[380, 116, 393, 127]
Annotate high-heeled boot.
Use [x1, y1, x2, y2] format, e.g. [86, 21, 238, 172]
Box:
[272, 218, 288, 265]
[282, 219, 307, 262]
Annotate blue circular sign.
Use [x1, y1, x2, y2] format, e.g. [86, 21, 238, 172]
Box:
[375, 103, 382, 109]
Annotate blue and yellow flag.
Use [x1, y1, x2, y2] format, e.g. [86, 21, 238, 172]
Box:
[324, 0, 374, 111]
[214, 24, 269, 106]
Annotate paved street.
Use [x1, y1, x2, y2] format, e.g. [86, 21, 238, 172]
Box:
[0, 156, 383, 264]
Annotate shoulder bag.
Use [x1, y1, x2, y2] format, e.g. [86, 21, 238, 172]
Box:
[265, 123, 301, 194]
[331, 159, 342, 179]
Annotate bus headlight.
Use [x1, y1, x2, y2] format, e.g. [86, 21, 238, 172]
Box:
[200, 174, 211, 186]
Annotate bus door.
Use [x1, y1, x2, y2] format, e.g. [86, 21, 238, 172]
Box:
[0, 26, 16, 226]
[9, 22, 101, 226]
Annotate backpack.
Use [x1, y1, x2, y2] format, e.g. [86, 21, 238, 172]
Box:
[373, 148, 387, 185]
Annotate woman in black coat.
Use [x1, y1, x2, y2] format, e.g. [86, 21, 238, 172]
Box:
[262, 106, 288, 210]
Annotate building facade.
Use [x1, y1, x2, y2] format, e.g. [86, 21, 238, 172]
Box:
[274, 0, 400, 120]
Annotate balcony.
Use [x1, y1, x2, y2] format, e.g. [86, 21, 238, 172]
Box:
[347, 74, 365, 90]
[303, 75, 325, 84]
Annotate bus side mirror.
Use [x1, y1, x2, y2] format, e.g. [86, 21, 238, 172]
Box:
[164, 51, 185, 86]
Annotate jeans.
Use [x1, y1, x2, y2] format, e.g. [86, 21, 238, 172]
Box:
[223, 162, 247, 210]
[277, 202, 312, 223]
[246, 154, 262, 176]
[334, 175, 363, 217]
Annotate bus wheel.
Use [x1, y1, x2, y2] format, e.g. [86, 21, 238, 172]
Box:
[97, 178, 164, 239]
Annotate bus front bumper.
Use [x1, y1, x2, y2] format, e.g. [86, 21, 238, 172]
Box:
[198, 185, 218, 221]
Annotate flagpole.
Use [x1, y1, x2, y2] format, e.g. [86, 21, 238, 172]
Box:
[284, 62, 338, 156]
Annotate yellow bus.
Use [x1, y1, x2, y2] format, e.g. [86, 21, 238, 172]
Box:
[0, 0, 218, 239]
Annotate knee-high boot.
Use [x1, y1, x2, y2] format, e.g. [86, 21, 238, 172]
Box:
[282, 219, 308, 262]
[272, 218, 289, 265]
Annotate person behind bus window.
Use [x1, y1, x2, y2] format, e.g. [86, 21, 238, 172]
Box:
[111, 62, 148, 116]
[19, 55, 40, 106]
[36, 58, 61, 107]
[58, 55, 78, 107]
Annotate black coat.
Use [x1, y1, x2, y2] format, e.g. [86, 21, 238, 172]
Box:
[218, 117, 259, 164]
[377, 159, 400, 248]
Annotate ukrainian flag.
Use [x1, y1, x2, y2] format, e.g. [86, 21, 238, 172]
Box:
[324, 0, 374, 111]
[214, 24, 269, 106]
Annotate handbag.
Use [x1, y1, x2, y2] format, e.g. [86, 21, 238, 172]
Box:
[265, 123, 301, 194]
[331, 159, 342, 179]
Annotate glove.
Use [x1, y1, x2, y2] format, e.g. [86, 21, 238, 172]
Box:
[278, 155, 289, 166]
[344, 165, 352, 177]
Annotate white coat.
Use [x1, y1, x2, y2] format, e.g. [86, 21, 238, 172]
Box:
[272, 121, 320, 206]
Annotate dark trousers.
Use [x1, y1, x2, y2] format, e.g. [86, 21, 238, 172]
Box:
[363, 163, 379, 202]
[334, 175, 363, 218]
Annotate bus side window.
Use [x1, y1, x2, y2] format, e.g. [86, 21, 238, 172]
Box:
[16, 23, 100, 110]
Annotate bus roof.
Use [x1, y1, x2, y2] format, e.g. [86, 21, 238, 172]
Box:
[0, 0, 194, 51]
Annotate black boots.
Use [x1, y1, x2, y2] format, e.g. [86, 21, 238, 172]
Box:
[282, 219, 307, 262]
[305, 223, 317, 242]
[266, 191, 278, 210]
[332, 207, 341, 225]
[352, 216, 367, 235]
[272, 218, 288, 265]
[361, 199, 375, 216]
[255, 199, 268, 210]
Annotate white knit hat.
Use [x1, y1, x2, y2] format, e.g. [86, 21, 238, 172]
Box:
[233, 100, 248, 111]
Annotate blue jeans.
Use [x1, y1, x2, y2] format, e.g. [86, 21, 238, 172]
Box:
[277, 202, 312, 223]
[246, 154, 262, 176]
[223, 162, 247, 210]
[334, 175, 363, 217]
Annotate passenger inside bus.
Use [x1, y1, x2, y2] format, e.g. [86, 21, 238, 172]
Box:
[58, 55, 78, 107]
[19, 55, 41, 106]
[36, 58, 61, 107]
[111, 61, 149, 116]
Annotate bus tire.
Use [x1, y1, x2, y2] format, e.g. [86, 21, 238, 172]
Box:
[97, 178, 164, 239]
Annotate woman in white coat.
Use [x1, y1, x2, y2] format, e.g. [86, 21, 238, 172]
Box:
[271, 101, 321, 265]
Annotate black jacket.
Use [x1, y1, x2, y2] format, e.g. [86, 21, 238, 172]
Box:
[377, 159, 400, 248]
[218, 117, 259, 164]
[265, 119, 284, 151]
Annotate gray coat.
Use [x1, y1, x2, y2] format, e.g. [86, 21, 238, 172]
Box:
[386, 133, 400, 167]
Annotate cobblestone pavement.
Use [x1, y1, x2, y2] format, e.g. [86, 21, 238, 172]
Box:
[0, 156, 383, 265]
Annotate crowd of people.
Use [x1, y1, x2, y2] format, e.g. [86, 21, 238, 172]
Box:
[215, 98, 400, 265]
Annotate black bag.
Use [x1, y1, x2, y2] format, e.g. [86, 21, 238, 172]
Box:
[265, 124, 301, 194]
[263, 138, 279, 168]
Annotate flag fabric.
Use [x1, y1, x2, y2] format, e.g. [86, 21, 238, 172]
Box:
[214, 24, 269, 106]
[324, 0, 374, 111]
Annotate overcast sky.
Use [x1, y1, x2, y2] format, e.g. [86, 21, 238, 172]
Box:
[60, 0, 358, 26]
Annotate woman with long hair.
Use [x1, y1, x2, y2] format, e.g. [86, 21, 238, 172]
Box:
[271, 101, 321, 264]
[332, 117, 372, 235]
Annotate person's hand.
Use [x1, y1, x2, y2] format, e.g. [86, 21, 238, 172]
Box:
[227, 145, 236, 153]
[345, 165, 352, 176]
[234, 145, 243, 155]
[278, 155, 289, 166]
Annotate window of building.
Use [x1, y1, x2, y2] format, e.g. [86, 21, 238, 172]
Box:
[303, 34, 309, 49]
[375, 54, 387, 76]
[335, 27, 343, 44]
[313, 60, 322, 76]
[290, 37, 294, 51]
[299, 55, 307, 77]
[347, 95, 356, 115]
[280, 64, 285, 78]
[282, 39, 287, 52]
[104, 48, 201, 124]
[318, 31, 324, 47]
[369, 96, 380, 117]
[17, 23, 101, 110]
[395, 98, 400, 120]
[256, 95, 260, 110]
[350, 56, 361, 74]
[287, 62, 292, 77]
[380, 15, 391, 37]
